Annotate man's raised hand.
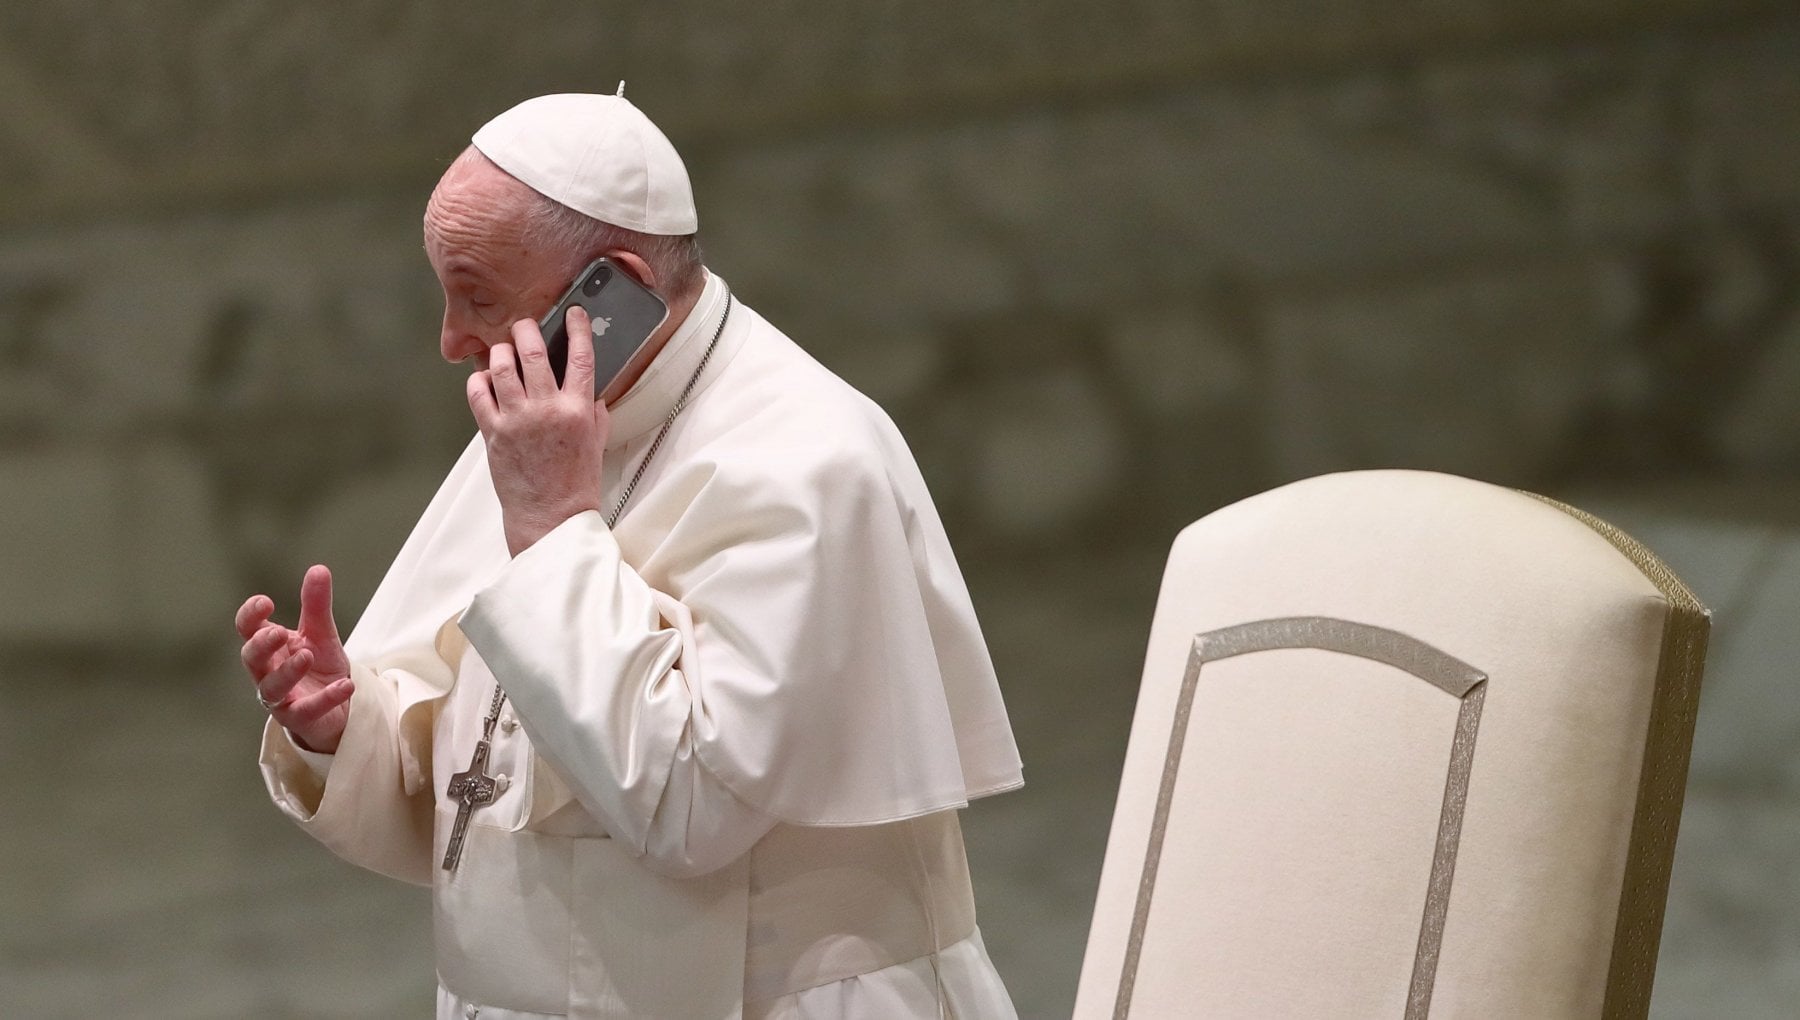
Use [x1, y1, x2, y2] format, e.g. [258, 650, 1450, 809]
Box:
[466, 306, 611, 557]
[237, 564, 354, 754]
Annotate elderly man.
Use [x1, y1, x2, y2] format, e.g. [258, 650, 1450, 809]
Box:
[234, 92, 1023, 1019]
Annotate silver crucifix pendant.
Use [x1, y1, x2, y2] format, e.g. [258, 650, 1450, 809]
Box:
[442, 737, 499, 872]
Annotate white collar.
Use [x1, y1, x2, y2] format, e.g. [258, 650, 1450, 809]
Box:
[605, 269, 731, 446]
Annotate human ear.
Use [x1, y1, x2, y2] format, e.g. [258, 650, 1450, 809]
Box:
[605, 249, 659, 293]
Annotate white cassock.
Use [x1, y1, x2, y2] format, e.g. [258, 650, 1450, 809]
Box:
[258, 271, 1025, 1019]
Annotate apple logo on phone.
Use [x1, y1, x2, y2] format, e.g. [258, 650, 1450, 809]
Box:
[592, 315, 612, 338]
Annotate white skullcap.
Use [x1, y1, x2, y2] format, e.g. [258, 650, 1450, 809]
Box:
[470, 92, 698, 235]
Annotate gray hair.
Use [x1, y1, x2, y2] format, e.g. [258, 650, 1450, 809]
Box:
[522, 190, 706, 300]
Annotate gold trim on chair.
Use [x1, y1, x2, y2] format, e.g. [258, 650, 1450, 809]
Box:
[1113, 617, 1488, 1020]
[1521, 494, 1711, 1019]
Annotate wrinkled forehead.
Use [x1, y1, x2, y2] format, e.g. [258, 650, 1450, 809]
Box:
[423, 147, 533, 251]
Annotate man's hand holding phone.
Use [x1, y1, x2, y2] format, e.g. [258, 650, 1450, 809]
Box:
[468, 305, 613, 557]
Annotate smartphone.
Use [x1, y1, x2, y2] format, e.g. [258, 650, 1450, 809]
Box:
[539, 257, 669, 400]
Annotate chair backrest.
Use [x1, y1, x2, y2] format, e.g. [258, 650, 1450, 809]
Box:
[1073, 470, 1708, 1019]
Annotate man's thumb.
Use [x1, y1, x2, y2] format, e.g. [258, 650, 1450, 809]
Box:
[299, 564, 340, 640]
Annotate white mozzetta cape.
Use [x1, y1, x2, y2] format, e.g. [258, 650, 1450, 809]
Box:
[260, 273, 1023, 1017]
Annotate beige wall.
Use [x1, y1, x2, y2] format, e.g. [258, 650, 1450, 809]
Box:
[3, 4, 1798, 650]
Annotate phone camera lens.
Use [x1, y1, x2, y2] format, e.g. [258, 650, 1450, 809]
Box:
[582, 266, 612, 296]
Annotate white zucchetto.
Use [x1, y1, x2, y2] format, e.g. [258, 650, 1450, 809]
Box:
[471, 92, 699, 236]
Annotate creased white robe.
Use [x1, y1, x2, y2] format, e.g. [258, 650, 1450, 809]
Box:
[259, 272, 1023, 1018]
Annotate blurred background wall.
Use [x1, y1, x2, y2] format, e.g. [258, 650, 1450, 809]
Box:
[2, 2, 1798, 1016]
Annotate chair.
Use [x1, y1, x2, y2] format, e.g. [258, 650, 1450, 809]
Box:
[1073, 471, 1708, 1018]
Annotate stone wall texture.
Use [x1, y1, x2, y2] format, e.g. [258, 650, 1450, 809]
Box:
[2, 3, 1798, 1016]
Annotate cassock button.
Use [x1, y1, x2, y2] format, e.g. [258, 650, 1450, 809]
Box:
[500, 714, 519, 733]
[494, 774, 511, 795]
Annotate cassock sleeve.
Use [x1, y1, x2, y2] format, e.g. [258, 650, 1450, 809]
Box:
[458, 432, 1011, 879]
[284, 731, 335, 780]
[457, 507, 777, 880]
[258, 641, 454, 887]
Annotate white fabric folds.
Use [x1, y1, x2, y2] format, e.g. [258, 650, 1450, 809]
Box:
[341, 270, 1021, 832]
[260, 273, 1023, 1015]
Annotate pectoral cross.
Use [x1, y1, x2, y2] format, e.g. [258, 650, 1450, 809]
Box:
[442, 685, 509, 872]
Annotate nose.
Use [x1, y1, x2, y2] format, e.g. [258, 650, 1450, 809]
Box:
[440, 313, 487, 365]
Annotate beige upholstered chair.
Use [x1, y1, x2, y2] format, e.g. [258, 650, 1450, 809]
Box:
[1073, 471, 1708, 1019]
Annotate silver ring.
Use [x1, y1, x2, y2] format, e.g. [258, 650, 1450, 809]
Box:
[258, 691, 287, 712]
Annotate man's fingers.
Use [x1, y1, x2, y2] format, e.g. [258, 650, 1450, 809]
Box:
[283, 676, 354, 726]
[466, 371, 498, 434]
[563, 306, 595, 396]
[258, 647, 313, 705]
[488, 341, 525, 407]
[510, 317, 557, 395]
[297, 565, 340, 643]
[240, 623, 289, 679]
[235, 594, 274, 640]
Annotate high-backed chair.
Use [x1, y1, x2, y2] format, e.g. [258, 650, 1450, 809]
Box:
[1073, 471, 1708, 1018]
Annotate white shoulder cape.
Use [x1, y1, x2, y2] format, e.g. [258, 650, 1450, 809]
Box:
[344, 286, 1022, 827]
